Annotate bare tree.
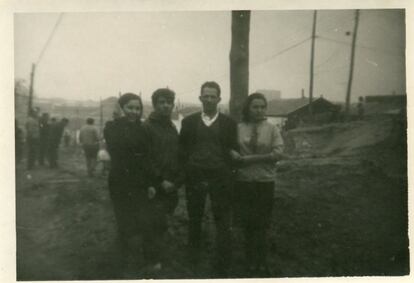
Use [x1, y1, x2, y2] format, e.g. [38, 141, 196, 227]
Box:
[229, 10, 250, 121]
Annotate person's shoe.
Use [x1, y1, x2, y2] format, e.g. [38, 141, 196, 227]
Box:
[142, 262, 162, 279]
[151, 262, 162, 272]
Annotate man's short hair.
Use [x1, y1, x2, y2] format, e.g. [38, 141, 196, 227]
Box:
[200, 81, 221, 97]
[86, 118, 94, 125]
[152, 88, 175, 107]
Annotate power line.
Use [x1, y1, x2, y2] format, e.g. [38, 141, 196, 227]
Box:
[37, 13, 65, 64]
[253, 10, 346, 53]
[314, 47, 340, 69]
[253, 20, 312, 53]
[252, 11, 332, 67]
[315, 11, 354, 34]
[315, 65, 348, 75]
[318, 35, 404, 57]
[178, 36, 312, 98]
[251, 36, 311, 67]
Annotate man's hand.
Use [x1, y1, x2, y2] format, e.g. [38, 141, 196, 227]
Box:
[161, 180, 175, 193]
[148, 186, 156, 199]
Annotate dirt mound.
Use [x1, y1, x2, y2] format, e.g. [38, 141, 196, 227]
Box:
[271, 114, 408, 276]
[284, 116, 395, 157]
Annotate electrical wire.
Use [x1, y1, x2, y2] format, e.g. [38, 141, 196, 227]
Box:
[178, 36, 312, 97]
[314, 47, 340, 69]
[37, 13, 65, 65]
[251, 36, 311, 68]
[318, 35, 404, 57]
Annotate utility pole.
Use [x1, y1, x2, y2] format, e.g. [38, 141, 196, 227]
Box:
[308, 10, 317, 120]
[230, 10, 251, 121]
[345, 9, 360, 117]
[27, 63, 36, 116]
[76, 106, 80, 126]
[99, 97, 103, 135]
[75, 105, 80, 146]
[27, 14, 63, 117]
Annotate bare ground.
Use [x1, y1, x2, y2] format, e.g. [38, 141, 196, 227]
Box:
[16, 116, 409, 280]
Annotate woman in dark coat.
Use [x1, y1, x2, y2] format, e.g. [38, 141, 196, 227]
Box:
[104, 93, 155, 261]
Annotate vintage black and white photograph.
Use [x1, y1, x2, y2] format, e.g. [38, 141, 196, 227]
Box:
[12, 6, 408, 281]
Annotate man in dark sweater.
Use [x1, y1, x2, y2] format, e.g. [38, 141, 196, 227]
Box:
[179, 81, 238, 277]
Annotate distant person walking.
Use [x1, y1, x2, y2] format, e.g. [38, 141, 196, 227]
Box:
[97, 141, 111, 176]
[47, 118, 69, 168]
[63, 129, 71, 147]
[357, 96, 365, 120]
[79, 118, 100, 177]
[25, 109, 40, 170]
[179, 81, 238, 277]
[38, 113, 50, 166]
[231, 93, 284, 277]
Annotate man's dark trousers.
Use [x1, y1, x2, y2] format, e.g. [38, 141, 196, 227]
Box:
[186, 167, 232, 273]
[27, 137, 39, 169]
[38, 138, 49, 165]
[48, 146, 59, 168]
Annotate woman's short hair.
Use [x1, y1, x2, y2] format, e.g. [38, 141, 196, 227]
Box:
[86, 118, 94, 125]
[200, 81, 221, 97]
[152, 88, 175, 107]
[241, 92, 268, 123]
[118, 92, 143, 119]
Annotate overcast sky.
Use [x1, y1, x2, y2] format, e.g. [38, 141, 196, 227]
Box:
[14, 9, 405, 104]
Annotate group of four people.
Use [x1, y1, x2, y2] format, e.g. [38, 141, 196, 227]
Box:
[103, 81, 284, 278]
[24, 110, 69, 169]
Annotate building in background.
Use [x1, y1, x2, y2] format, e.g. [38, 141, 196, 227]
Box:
[256, 89, 281, 101]
[266, 96, 340, 130]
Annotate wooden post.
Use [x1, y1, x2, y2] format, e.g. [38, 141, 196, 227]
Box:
[27, 63, 36, 115]
[308, 10, 317, 119]
[99, 97, 103, 135]
[230, 10, 251, 121]
[345, 9, 360, 117]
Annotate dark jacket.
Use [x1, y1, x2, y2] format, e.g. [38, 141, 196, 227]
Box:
[143, 112, 183, 187]
[143, 112, 182, 213]
[104, 117, 154, 197]
[39, 120, 50, 140]
[179, 112, 238, 175]
[47, 121, 65, 148]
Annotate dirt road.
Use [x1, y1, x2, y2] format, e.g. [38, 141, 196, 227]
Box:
[16, 116, 409, 280]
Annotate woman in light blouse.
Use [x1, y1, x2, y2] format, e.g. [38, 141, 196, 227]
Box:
[231, 92, 284, 277]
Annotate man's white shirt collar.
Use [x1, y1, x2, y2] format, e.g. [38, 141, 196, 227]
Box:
[201, 111, 219, 127]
